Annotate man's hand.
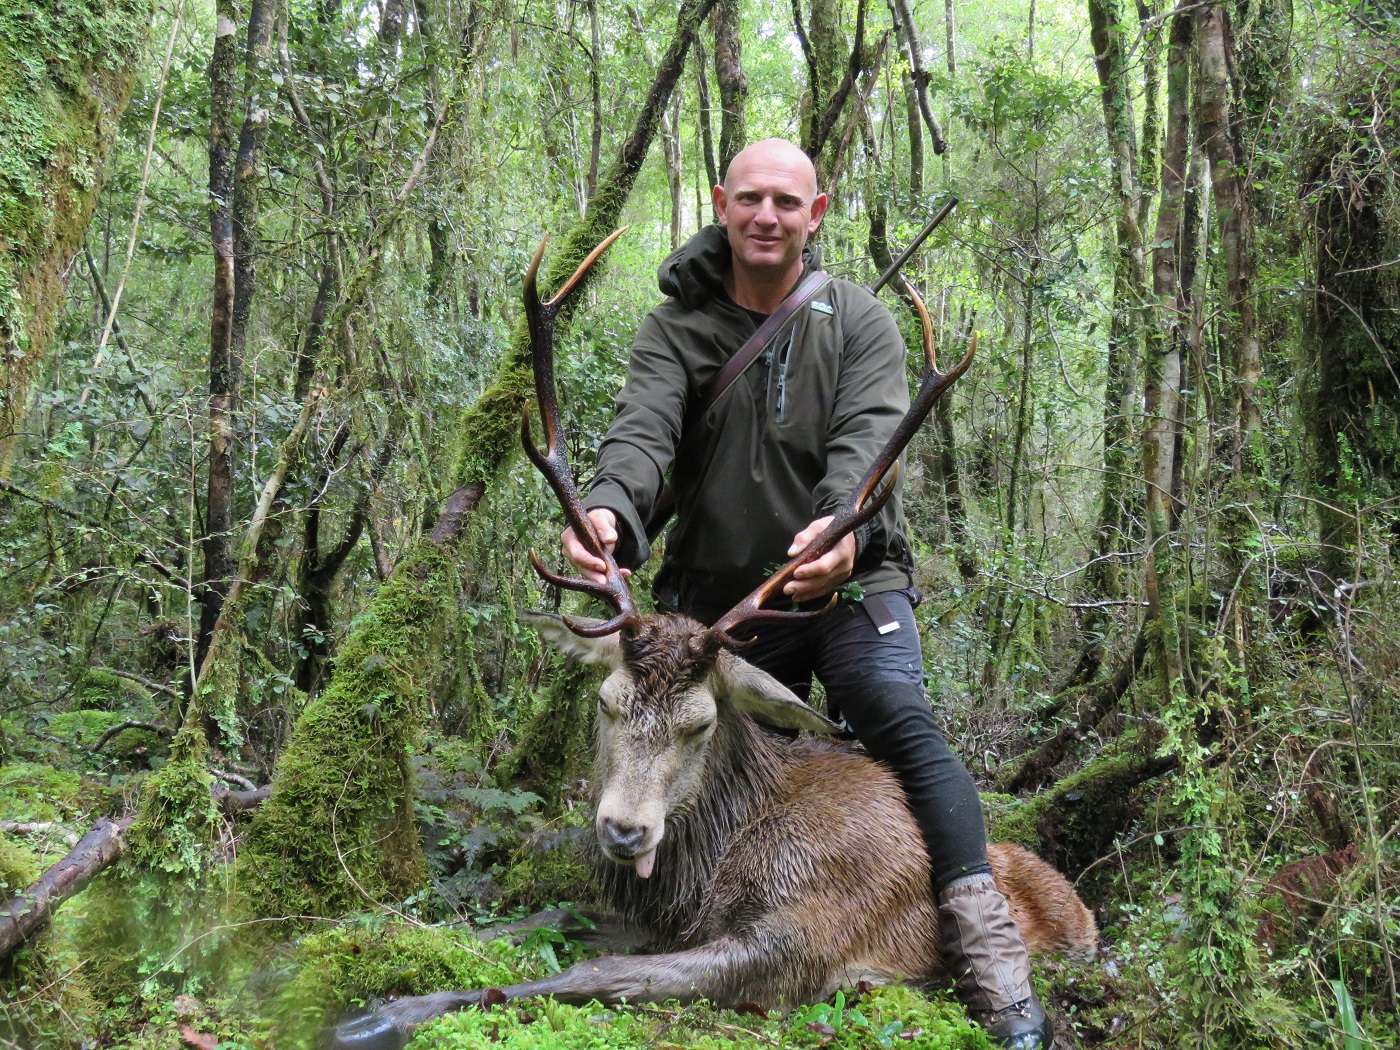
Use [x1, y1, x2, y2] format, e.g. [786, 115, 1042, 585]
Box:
[562, 508, 631, 585]
[782, 515, 855, 602]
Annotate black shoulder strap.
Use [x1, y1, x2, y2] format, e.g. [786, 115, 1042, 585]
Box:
[693, 268, 832, 419]
[643, 270, 832, 543]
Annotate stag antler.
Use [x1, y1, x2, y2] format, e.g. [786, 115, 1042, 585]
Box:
[521, 229, 639, 638]
[704, 280, 976, 649]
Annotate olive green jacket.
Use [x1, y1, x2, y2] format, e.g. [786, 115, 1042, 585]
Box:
[582, 225, 914, 622]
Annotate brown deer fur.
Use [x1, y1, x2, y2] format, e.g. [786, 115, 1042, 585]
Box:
[331, 614, 1096, 1048]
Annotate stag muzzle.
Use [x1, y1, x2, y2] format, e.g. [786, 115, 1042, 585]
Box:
[596, 805, 663, 879]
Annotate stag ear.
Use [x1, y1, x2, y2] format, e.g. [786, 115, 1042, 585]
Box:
[711, 651, 843, 735]
[522, 611, 624, 667]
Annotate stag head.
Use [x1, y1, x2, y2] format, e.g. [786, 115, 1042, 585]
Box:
[525, 611, 837, 877]
[519, 231, 973, 879]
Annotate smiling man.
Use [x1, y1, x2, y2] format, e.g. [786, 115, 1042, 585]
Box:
[562, 138, 1051, 1049]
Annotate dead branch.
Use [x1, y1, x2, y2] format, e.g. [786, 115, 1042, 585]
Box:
[0, 815, 135, 961]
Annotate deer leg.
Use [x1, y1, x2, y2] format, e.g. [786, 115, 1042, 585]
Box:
[330, 938, 767, 1050]
[477, 908, 652, 953]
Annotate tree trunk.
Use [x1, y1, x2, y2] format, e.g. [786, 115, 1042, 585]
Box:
[0, 0, 152, 478]
[694, 35, 720, 191]
[886, 0, 947, 155]
[902, 72, 923, 195]
[587, 0, 603, 201]
[944, 0, 956, 75]
[1071, 0, 1147, 687]
[714, 0, 747, 179]
[228, 0, 277, 475]
[1196, 0, 1264, 647]
[662, 90, 684, 250]
[1142, 9, 1194, 705]
[198, 0, 244, 675]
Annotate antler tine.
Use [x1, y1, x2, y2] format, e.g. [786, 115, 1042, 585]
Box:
[546, 227, 630, 308]
[521, 230, 639, 634]
[703, 461, 901, 647]
[904, 277, 938, 372]
[703, 296, 978, 651]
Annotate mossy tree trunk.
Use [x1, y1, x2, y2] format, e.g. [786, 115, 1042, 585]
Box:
[242, 0, 719, 919]
[1072, 0, 1146, 689]
[0, 0, 154, 477]
[1303, 29, 1400, 585]
[1197, 1, 1266, 655]
[1142, 9, 1194, 706]
[198, 0, 242, 676]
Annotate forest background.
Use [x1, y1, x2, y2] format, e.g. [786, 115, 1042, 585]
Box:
[0, 0, 1396, 1045]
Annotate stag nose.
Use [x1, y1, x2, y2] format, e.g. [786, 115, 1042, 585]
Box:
[599, 817, 648, 856]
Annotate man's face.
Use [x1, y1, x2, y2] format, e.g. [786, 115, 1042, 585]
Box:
[714, 143, 828, 278]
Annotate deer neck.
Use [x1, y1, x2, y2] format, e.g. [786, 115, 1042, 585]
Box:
[591, 700, 785, 947]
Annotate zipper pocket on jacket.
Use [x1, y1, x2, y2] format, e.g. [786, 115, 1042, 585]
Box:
[774, 330, 794, 423]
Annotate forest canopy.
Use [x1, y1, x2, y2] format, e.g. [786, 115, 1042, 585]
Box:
[0, 0, 1396, 1046]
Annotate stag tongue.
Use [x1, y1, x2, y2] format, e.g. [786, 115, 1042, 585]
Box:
[633, 847, 657, 880]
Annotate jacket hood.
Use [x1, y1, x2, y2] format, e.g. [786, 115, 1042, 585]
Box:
[657, 224, 823, 309]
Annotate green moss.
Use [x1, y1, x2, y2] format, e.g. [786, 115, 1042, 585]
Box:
[0, 839, 101, 1046]
[239, 539, 463, 918]
[73, 669, 152, 710]
[127, 721, 217, 882]
[987, 732, 1162, 885]
[0, 761, 86, 823]
[0, 0, 152, 470]
[495, 841, 592, 912]
[452, 361, 533, 489]
[502, 660, 598, 807]
[0, 835, 39, 896]
[272, 919, 539, 1050]
[411, 984, 990, 1050]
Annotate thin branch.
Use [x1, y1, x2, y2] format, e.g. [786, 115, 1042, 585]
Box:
[95, 720, 171, 751]
[81, 0, 185, 404]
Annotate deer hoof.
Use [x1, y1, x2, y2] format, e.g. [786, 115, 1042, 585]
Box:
[329, 1010, 408, 1050]
[329, 991, 486, 1050]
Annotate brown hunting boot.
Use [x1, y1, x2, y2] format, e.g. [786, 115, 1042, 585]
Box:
[938, 873, 1054, 1049]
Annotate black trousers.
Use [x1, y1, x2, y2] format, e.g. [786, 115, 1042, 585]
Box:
[730, 589, 993, 891]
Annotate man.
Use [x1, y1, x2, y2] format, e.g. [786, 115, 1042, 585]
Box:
[562, 138, 1051, 1049]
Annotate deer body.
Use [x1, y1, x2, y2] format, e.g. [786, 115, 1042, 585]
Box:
[331, 616, 1095, 1048]
[577, 613, 1096, 1007]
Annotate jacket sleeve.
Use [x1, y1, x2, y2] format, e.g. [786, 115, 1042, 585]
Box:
[581, 311, 689, 569]
[812, 287, 910, 562]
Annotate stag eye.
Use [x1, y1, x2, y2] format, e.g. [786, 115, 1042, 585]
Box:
[682, 720, 715, 739]
[597, 697, 619, 720]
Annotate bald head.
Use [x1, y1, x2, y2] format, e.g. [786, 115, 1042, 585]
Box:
[723, 138, 819, 197]
[713, 138, 828, 311]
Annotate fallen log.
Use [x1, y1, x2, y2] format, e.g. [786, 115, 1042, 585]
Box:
[0, 813, 135, 960]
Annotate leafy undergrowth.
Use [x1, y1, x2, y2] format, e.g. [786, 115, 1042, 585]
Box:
[265, 915, 992, 1050]
[409, 985, 992, 1050]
